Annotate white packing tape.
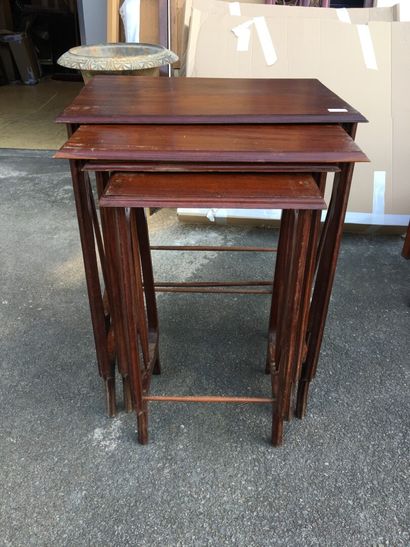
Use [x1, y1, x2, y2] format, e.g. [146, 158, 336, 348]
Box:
[373, 171, 386, 216]
[337, 8, 351, 24]
[229, 2, 241, 16]
[375, 0, 410, 21]
[231, 17, 277, 65]
[232, 20, 253, 51]
[253, 16, 277, 66]
[357, 24, 378, 70]
[399, 2, 410, 21]
[206, 208, 218, 222]
[237, 28, 251, 51]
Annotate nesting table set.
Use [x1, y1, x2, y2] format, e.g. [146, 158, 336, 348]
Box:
[55, 76, 368, 445]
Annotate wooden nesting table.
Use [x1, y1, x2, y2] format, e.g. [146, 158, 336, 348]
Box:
[55, 76, 368, 444]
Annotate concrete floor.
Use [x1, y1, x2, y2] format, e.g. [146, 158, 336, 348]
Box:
[0, 80, 83, 149]
[0, 149, 409, 546]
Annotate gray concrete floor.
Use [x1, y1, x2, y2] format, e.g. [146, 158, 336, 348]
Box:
[1, 149, 409, 546]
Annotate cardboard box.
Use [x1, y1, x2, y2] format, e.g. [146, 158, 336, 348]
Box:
[376, 0, 410, 22]
[180, 1, 409, 226]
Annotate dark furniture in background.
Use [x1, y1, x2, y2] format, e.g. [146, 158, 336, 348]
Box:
[330, 1, 374, 7]
[9, 0, 80, 79]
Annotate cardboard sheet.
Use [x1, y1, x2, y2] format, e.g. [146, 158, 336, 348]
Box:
[180, 1, 410, 225]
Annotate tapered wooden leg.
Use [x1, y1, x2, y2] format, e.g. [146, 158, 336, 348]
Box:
[122, 375, 133, 413]
[135, 208, 160, 378]
[402, 221, 410, 259]
[265, 210, 293, 374]
[129, 210, 151, 370]
[137, 404, 149, 444]
[115, 208, 149, 444]
[105, 374, 116, 417]
[271, 411, 284, 446]
[69, 161, 116, 416]
[271, 210, 312, 444]
[296, 161, 355, 418]
[96, 173, 131, 406]
[271, 359, 283, 446]
[296, 379, 310, 419]
[286, 173, 326, 421]
[281, 210, 312, 422]
[292, 174, 326, 381]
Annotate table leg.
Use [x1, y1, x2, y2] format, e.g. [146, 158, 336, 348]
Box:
[95, 172, 134, 412]
[135, 208, 161, 375]
[265, 209, 294, 374]
[283, 173, 326, 420]
[272, 209, 312, 445]
[114, 207, 148, 444]
[296, 161, 355, 418]
[69, 161, 116, 416]
[402, 221, 410, 259]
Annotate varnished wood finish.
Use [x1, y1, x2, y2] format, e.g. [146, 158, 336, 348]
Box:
[57, 78, 368, 444]
[114, 208, 149, 443]
[292, 173, 327, 386]
[69, 160, 117, 417]
[133, 208, 161, 375]
[144, 396, 273, 404]
[100, 170, 322, 445]
[150, 245, 277, 252]
[56, 77, 367, 125]
[154, 281, 272, 287]
[100, 172, 327, 210]
[271, 210, 313, 445]
[280, 172, 327, 419]
[95, 172, 130, 385]
[296, 160, 356, 419]
[402, 222, 410, 259]
[55, 124, 368, 164]
[83, 162, 341, 173]
[153, 287, 272, 295]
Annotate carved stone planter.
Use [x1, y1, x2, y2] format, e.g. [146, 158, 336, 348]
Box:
[57, 43, 178, 83]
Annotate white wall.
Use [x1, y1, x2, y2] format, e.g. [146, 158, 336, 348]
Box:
[77, 0, 108, 45]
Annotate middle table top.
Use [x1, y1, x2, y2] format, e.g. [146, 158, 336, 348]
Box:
[55, 124, 369, 164]
[56, 76, 367, 126]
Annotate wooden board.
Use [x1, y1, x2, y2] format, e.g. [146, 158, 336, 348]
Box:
[140, 0, 160, 44]
[100, 172, 326, 209]
[107, 0, 121, 42]
[56, 76, 367, 125]
[55, 123, 369, 164]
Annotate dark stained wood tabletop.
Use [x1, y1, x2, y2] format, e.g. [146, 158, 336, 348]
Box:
[56, 76, 367, 125]
[100, 172, 327, 210]
[55, 123, 369, 164]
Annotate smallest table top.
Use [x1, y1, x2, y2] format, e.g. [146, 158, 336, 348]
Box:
[55, 123, 369, 164]
[100, 172, 327, 210]
[56, 76, 367, 125]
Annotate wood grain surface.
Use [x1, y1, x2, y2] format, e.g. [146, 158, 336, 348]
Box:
[100, 172, 327, 209]
[56, 76, 367, 125]
[55, 124, 369, 163]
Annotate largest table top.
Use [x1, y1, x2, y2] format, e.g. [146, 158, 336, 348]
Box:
[56, 76, 367, 125]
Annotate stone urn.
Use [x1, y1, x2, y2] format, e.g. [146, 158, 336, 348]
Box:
[57, 43, 178, 83]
